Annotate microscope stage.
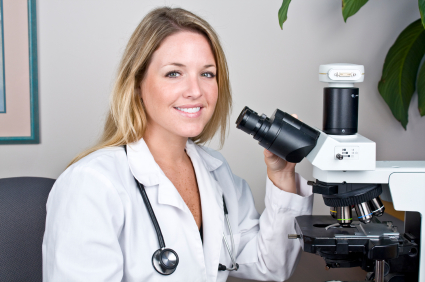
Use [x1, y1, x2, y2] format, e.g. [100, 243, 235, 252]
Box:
[294, 215, 418, 264]
[295, 215, 399, 240]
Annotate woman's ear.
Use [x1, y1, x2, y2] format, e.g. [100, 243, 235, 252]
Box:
[135, 84, 143, 100]
[137, 87, 146, 109]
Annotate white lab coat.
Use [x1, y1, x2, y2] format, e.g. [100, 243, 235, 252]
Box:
[42, 138, 313, 282]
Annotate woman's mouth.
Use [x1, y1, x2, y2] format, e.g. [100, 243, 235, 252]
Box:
[174, 106, 203, 118]
[175, 107, 201, 113]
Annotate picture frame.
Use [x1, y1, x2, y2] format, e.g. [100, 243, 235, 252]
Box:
[0, 0, 39, 144]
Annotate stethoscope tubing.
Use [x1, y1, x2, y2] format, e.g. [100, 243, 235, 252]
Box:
[136, 179, 166, 248]
[222, 214, 238, 271]
[124, 145, 238, 274]
[124, 146, 166, 248]
[221, 195, 238, 271]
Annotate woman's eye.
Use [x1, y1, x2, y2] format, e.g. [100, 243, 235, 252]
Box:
[202, 72, 216, 78]
[166, 71, 181, 78]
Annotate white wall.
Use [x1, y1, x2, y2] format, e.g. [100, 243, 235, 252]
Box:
[1, 0, 424, 218]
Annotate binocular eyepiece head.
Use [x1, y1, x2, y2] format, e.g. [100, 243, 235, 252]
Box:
[236, 106, 320, 163]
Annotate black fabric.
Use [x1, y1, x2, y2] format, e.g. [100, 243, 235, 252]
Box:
[0, 177, 55, 282]
[199, 223, 203, 243]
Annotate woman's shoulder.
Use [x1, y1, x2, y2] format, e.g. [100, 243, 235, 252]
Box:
[60, 146, 127, 186]
[48, 146, 131, 211]
[46, 147, 126, 230]
[70, 146, 125, 169]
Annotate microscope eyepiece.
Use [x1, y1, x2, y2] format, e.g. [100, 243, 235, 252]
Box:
[236, 107, 320, 163]
[236, 107, 270, 141]
[236, 107, 260, 135]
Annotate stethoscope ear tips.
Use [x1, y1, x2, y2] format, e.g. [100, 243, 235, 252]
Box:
[152, 248, 179, 275]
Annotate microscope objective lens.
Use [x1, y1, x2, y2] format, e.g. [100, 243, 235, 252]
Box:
[336, 206, 352, 227]
[355, 202, 373, 224]
[330, 207, 337, 219]
[369, 197, 385, 217]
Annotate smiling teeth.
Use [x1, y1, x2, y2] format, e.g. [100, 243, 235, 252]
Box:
[176, 107, 201, 113]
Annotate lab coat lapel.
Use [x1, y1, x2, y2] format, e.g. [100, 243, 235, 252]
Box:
[186, 141, 224, 281]
[126, 139, 187, 211]
[201, 178, 224, 281]
[128, 138, 226, 280]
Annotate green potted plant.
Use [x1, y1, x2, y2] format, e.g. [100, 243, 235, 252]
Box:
[278, 0, 425, 129]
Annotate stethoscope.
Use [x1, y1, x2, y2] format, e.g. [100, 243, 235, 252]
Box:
[124, 146, 239, 275]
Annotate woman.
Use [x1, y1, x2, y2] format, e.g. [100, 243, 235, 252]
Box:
[42, 7, 313, 282]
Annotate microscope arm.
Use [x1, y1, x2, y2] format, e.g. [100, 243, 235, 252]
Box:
[389, 173, 425, 282]
[311, 161, 425, 184]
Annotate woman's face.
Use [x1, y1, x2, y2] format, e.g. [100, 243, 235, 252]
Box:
[140, 31, 218, 140]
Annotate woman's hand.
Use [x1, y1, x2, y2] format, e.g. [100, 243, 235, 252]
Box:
[263, 114, 299, 194]
[264, 149, 297, 194]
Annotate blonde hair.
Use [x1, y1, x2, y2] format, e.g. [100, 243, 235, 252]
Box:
[69, 7, 232, 166]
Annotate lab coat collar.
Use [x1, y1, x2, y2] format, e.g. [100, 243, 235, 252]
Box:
[126, 138, 224, 280]
[191, 141, 223, 172]
[126, 138, 223, 187]
[126, 138, 162, 186]
[127, 138, 183, 211]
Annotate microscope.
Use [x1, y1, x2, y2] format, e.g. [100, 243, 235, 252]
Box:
[235, 64, 424, 282]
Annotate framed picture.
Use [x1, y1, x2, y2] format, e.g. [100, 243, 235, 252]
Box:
[0, 0, 38, 144]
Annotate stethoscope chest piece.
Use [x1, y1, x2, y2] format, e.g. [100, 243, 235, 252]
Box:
[152, 248, 179, 275]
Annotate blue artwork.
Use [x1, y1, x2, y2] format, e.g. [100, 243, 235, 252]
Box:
[0, 1, 4, 114]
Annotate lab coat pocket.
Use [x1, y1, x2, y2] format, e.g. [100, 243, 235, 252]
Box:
[220, 233, 241, 267]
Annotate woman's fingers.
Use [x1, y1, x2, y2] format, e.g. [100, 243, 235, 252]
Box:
[264, 149, 289, 171]
[263, 148, 275, 158]
[291, 113, 303, 122]
[264, 149, 297, 193]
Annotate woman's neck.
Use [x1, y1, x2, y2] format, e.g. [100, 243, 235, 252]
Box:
[143, 126, 188, 165]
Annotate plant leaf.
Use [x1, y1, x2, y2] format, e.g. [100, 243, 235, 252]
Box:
[378, 19, 425, 129]
[278, 0, 292, 29]
[419, 0, 425, 29]
[342, 0, 368, 22]
[417, 60, 425, 116]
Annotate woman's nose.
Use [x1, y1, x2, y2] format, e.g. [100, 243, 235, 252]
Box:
[183, 75, 202, 99]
